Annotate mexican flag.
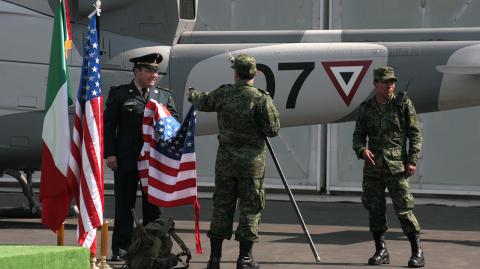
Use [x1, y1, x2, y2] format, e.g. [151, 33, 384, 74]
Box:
[39, 0, 74, 232]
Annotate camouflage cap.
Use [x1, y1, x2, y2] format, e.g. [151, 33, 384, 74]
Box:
[374, 66, 397, 82]
[231, 54, 257, 76]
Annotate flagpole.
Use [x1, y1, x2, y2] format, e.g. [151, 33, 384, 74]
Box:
[72, 1, 105, 259]
[265, 137, 321, 262]
[89, 1, 102, 53]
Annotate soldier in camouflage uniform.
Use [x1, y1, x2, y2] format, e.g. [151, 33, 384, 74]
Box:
[187, 54, 280, 269]
[352, 66, 425, 268]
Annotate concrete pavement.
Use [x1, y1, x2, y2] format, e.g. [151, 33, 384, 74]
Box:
[0, 191, 479, 268]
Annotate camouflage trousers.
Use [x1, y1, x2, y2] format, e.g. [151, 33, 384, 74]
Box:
[207, 175, 265, 242]
[362, 163, 421, 235]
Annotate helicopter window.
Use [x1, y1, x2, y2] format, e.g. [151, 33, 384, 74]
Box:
[180, 0, 196, 20]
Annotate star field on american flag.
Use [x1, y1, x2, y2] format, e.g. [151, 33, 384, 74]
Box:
[78, 22, 101, 103]
[154, 107, 196, 160]
[155, 114, 181, 142]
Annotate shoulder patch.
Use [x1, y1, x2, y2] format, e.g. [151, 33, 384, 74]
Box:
[155, 86, 172, 93]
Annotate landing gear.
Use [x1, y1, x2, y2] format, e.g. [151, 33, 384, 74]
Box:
[4, 169, 41, 216]
[0, 169, 79, 218]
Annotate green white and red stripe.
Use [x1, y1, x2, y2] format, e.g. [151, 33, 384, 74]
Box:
[39, 0, 74, 232]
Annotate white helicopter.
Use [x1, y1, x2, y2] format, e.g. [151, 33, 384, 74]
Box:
[1, 0, 479, 213]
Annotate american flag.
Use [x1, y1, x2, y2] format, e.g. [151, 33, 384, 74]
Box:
[67, 14, 104, 254]
[138, 102, 202, 253]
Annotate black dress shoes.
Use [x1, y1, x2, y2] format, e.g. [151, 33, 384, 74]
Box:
[110, 248, 127, 261]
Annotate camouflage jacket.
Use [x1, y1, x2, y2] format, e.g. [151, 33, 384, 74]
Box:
[352, 94, 422, 174]
[189, 81, 280, 177]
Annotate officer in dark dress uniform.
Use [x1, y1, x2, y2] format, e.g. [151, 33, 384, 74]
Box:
[104, 53, 178, 261]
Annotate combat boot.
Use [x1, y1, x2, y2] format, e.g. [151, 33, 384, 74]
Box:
[207, 238, 223, 269]
[407, 233, 425, 268]
[368, 232, 390, 265]
[236, 241, 260, 269]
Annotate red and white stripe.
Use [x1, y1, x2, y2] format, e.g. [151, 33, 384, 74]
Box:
[138, 100, 197, 206]
[68, 95, 104, 254]
[138, 101, 202, 253]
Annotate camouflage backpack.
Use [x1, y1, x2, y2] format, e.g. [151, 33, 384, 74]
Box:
[125, 210, 191, 269]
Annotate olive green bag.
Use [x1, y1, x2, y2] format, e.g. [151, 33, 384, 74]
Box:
[125, 210, 191, 269]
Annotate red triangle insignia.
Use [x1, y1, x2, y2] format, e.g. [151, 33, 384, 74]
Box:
[321, 60, 372, 106]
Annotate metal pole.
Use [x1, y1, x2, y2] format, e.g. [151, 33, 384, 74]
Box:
[99, 220, 109, 269]
[265, 138, 321, 262]
[57, 222, 65, 246]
